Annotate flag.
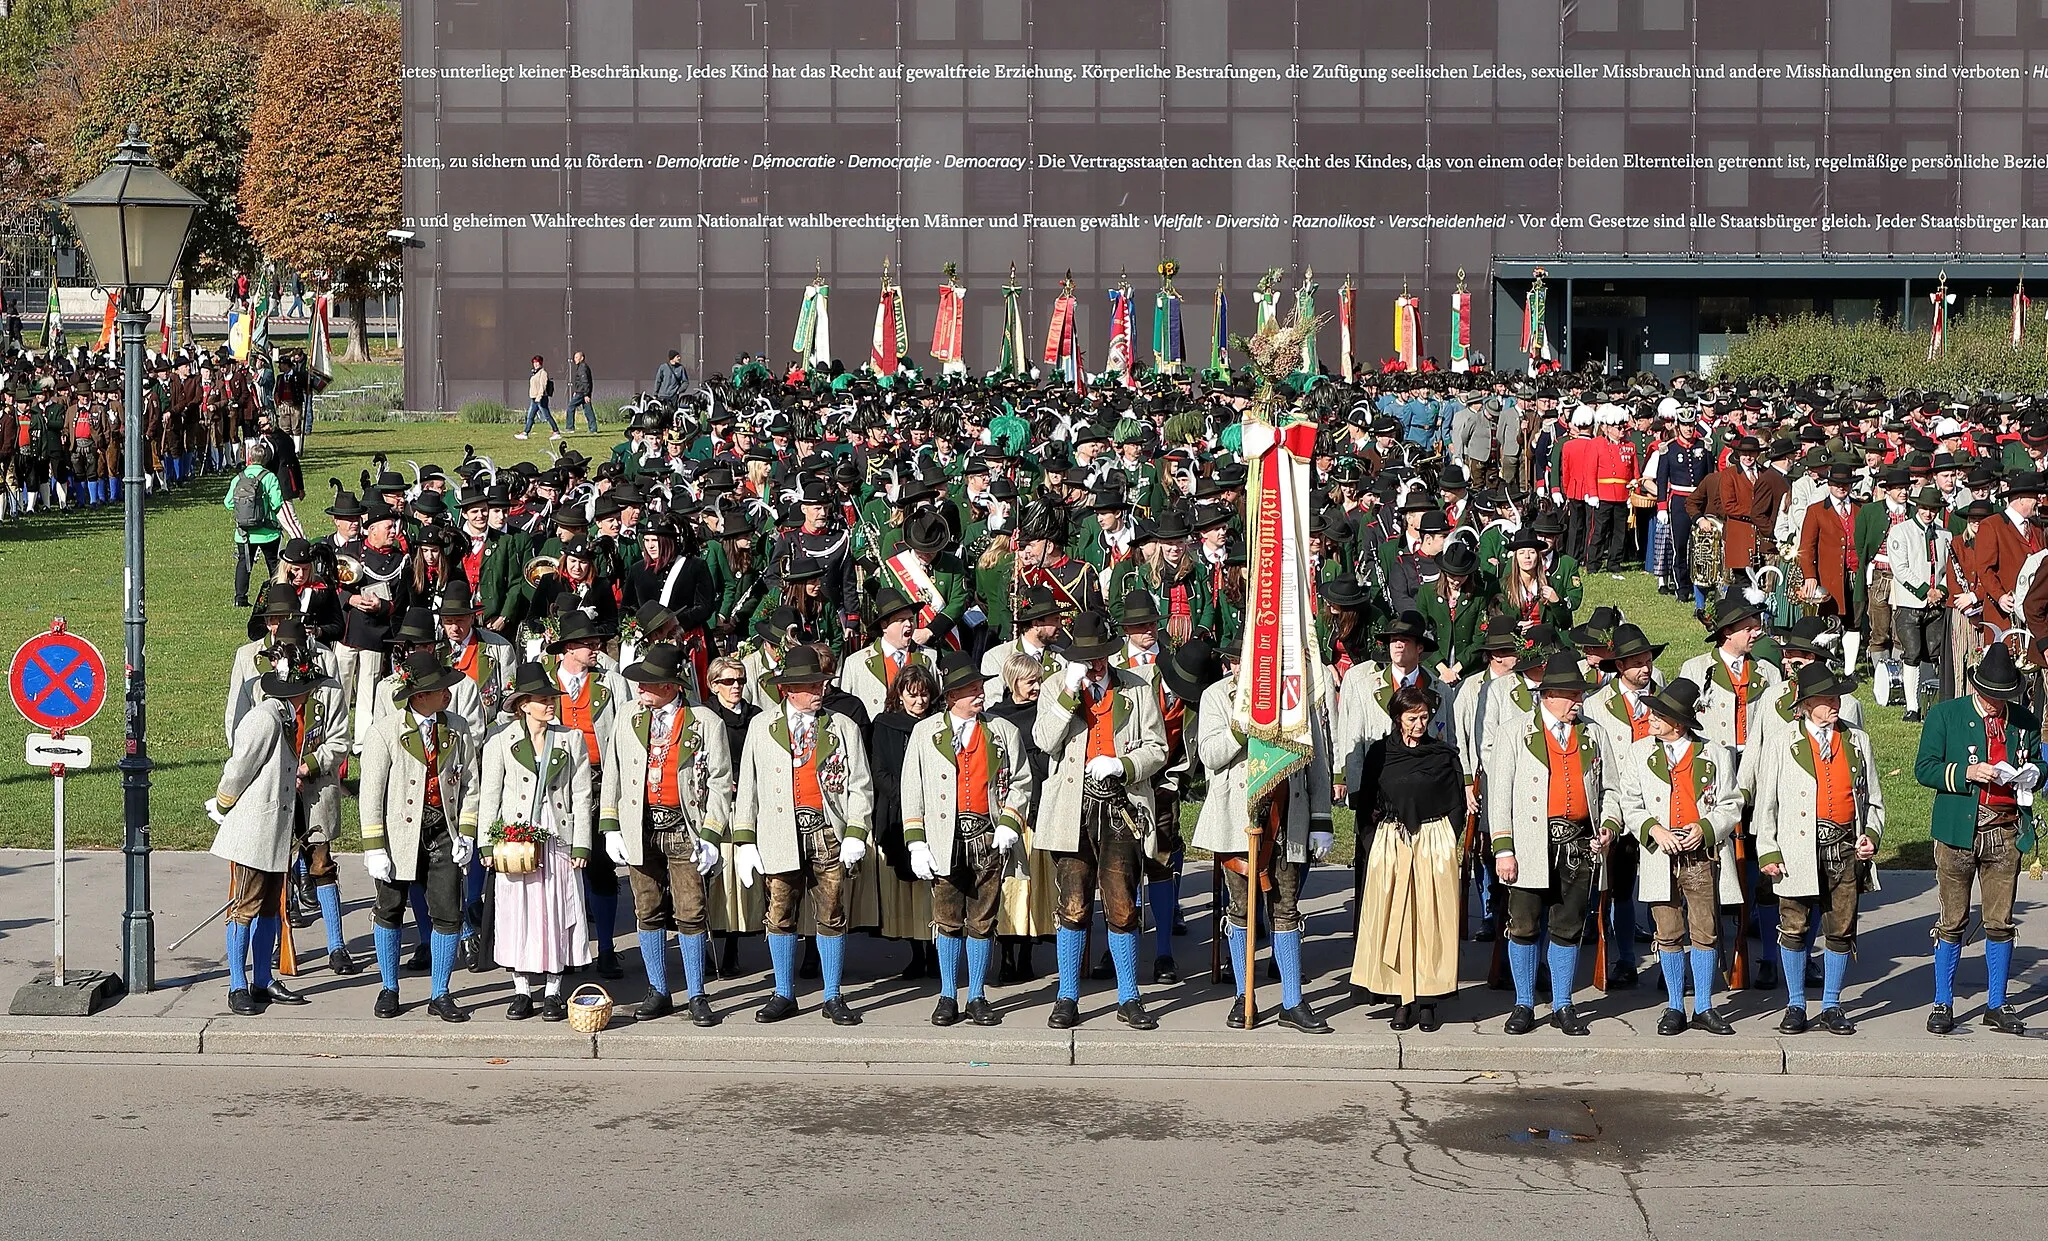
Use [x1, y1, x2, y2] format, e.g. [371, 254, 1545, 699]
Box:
[1928, 275, 1955, 361]
[1105, 282, 1136, 389]
[870, 266, 908, 376]
[156, 282, 172, 354]
[1521, 271, 1553, 374]
[94, 292, 116, 351]
[1152, 261, 1184, 373]
[999, 268, 1027, 376]
[43, 272, 63, 353]
[1232, 408, 1322, 811]
[1209, 276, 1229, 376]
[930, 264, 966, 375]
[1253, 272, 1282, 333]
[227, 308, 252, 361]
[1044, 276, 1079, 388]
[1394, 292, 1420, 372]
[307, 293, 333, 390]
[1450, 284, 1472, 372]
[2014, 279, 2029, 349]
[1294, 271, 1319, 375]
[251, 266, 272, 355]
[1338, 279, 1356, 381]
[793, 279, 832, 367]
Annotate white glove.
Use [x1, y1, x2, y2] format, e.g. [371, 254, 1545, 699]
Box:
[908, 840, 938, 881]
[451, 834, 475, 868]
[1310, 831, 1335, 862]
[1087, 755, 1123, 780]
[735, 843, 763, 889]
[1586, 496, 1601, 508]
[363, 848, 395, 884]
[204, 797, 227, 826]
[1063, 661, 1089, 694]
[993, 824, 1021, 855]
[839, 835, 868, 871]
[693, 837, 722, 877]
[604, 831, 630, 867]
[2013, 765, 2042, 793]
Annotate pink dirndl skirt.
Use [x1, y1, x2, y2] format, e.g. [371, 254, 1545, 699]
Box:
[493, 838, 595, 974]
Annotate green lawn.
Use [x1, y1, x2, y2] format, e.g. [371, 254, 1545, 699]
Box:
[0, 404, 1940, 865]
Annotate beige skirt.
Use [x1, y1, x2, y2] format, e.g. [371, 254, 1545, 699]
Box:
[707, 840, 764, 934]
[876, 867, 934, 940]
[998, 824, 1059, 938]
[1351, 816, 1461, 1003]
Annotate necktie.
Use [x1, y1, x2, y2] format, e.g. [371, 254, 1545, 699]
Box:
[890, 649, 905, 670]
[1814, 727, 1832, 762]
[792, 712, 815, 762]
[1554, 722, 1569, 748]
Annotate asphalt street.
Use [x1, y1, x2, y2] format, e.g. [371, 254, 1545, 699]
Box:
[0, 1059, 2040, 1241]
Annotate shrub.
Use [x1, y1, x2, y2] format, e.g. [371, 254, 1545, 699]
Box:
[460, 400, 514, 424]
[1720, 309, 2048, 393]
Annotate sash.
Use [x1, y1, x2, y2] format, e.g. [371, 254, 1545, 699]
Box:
[885, 549, 962, 649]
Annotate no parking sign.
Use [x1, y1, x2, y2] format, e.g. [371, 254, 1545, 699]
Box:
[10, 623, 108, 732]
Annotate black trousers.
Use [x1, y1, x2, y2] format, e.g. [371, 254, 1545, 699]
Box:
[372, 829, 464, 934]
[235, 539, 280, 605]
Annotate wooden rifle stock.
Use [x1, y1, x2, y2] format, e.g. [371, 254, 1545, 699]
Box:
[1457, 809, 1478, 941]
[1591, 873, 1609, 993]
[276, 877, 299, 977]
[1209, 857, 1226, 984]
[1728, 828, 1754, 990]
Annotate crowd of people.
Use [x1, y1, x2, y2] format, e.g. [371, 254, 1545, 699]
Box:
[203, 348, 2039, 1040]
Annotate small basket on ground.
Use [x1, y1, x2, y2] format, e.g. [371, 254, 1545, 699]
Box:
[566, 983, 614, 1033]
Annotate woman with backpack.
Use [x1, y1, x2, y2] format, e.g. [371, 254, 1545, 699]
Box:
[519, 355, 560, 442]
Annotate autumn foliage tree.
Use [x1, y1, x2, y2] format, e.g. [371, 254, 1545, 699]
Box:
[239, 7, 401, 362]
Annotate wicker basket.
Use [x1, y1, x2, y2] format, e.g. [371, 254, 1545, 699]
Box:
[566, 983, 614, 1033]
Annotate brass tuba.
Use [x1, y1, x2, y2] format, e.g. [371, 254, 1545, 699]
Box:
[524, 555, 560, 587]
[335, 554, 365, 587]
[1689, 515, 1724, 591]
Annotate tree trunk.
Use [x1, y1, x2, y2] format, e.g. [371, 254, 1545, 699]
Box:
[341, 294, 370, 363]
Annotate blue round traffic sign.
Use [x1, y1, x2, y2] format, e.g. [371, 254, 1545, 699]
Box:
[9, 629, 108, 731]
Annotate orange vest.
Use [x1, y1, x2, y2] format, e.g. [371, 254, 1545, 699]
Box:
[1544, 725, 1587, 821]
[1728, 658, 1751, 746]
[454, 639, 482, 683]
[1669, 747, 1700, 834]
[1083, 685, 1117, 761]
[1814, 732, 1855, 824]
[793, 725, 824, 809]
[560, 676, 598, 761]
[421, 721, 443, 809]
[1622, 691, 1651, 741]
[957, 722, 990, 815]
[647, 712, 685, 808]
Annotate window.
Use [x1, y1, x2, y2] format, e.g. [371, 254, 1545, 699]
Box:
[634, 0, 698, 49]
[966, 126, 1029, 214]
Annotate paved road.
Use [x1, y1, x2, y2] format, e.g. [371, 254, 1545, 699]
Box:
[0, 1059, 2038, 1240]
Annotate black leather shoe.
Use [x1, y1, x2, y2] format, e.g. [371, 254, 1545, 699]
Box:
[1416, 1003, 1441, 1032]
[1504, 1005, 1537, 1035]
[1226, 997, 1247, 1029]
[287, 887, 318, 930]
[1657, 1007, 1687, 1036]
[1388, 1003, 1416, 1031]
[1552, 1004, 1591, 1036]
[594, 945, 624, 980]
[468, 937, 494, 974]
[541, 994, 567, 1022]
[427, 994, 470, 1023]
[1153, 954, 1179, 984]
[689, 996, 719, 1027]
[1901, 709, 1921, 723]
[1279, 1001, 1333, 1034]
[996, 945, 1020, 985]
[1983, 1006, 2027, 1035]
[255, 980, 309, 1006]
[329, 945, 361, 976]
[755, 994, 799, 1023]
[1608, 961, 1639, 990]
[1047, 997, 1080, 1029]
[1692, 1008, 1735, 1036]
[931, 996, 961, 1027]
[1926, 1003, 1955, 1035]
[227, 988, 258, 1015]
[1778, 1006, 1807, 1035]
[1816, 1006, 1856, 1035]
[822, 996, 863, 1026]
[506, 993, 535, 1021]
[1474, 926, 1497, 943]
[637, 990, 674, 1021]
[965, 997, 1000, 1027]
[1092, 949, 1114, 980]
[1116, 998, 1158, 1030]
[403, 945, 430, 973]
[374, 987, 400, 1019]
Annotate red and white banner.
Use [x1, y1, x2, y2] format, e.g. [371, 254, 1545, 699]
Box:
[1393, 294, 1420, 372]
[1106, 288, 1137, 389]
[930, 280, 965, 374]
[1232, 414, 1321, 803]
[871, 284, 907, 375]
[1338, 283, 1356, 381]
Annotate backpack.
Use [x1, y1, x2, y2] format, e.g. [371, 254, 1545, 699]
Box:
[232, 469, 269, 532]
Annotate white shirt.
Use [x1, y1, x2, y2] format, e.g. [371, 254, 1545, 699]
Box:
[950, 713, 978, 751]
[649, 700, 681, 747]
[1803, 718, 1835, 758]
[880, 640, 908, 668]
[1661, 737, 1691, 767]
[1718, 650, 1750, 682]
[1538, 705, 1575, 746]
[1126, 640, 1159, 666]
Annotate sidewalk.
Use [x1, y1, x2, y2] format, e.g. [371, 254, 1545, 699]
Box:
[2, 848, 2045, 1076]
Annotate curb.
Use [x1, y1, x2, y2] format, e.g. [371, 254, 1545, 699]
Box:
[7, 1019, 2048, 1076]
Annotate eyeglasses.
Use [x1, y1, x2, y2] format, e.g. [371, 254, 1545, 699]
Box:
[713, 677, 746, 686]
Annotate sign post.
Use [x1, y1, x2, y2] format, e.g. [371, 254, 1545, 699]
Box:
[8, 620, 119, 1016]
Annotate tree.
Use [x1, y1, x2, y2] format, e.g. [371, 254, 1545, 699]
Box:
[239, 7, 400, 363]
[0, 0, 107, 90]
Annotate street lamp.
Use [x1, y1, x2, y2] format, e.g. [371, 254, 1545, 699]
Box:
[63, 123, 202, 997]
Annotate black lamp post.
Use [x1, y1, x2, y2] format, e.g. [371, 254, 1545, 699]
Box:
[62, 123, 203, 996]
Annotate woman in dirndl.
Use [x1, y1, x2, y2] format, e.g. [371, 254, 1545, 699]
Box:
[701, 654, 765, 973]
[987, 649, 1057, 980]
[870, 662, 941, 977]
[1352, 683, 1465, 1032]
[479, 662, 595, 1021]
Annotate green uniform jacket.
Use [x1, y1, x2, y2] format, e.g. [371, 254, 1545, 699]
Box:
[476, 528, 525, 626]
[1914, 696, 2046, 853]
[1548, 554, 1585, 618]
[973, 550, 1015, 641]
[1851, 502, 1898, 606]
[1417, 572, 1499, 673]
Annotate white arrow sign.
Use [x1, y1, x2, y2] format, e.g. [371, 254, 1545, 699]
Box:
[26, 733, 92, 768]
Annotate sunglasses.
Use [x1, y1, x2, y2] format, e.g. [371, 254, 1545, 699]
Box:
[713, 677, 745, 686]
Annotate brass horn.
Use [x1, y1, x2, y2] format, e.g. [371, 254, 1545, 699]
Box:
[335, 554, 365, 587]
[524, 555, 560, 587]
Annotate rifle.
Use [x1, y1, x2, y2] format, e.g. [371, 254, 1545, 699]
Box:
[1457, 809, 1479, 941]
[1727, 825, 1755, 990]
[1241, 800, 1268, 1030]
[1209, 857, 1226, 984]
[1591, 863, 1609, 993]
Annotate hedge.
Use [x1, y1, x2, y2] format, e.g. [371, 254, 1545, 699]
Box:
[1718, 310, 2048, 393]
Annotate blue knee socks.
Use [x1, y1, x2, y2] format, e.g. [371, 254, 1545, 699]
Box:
[1933, 938, 1962, 1007]
[1508, 940, 1540, 1010]
[1146, 879, 1177, 958]
[1227, 923, 1249, 987]
[638, 930, 669, 995]
[316, 884, 345, 952]
[225, 921, 250, 992]
[1107, 930, 1140, 1004]
[1055, 927, 1086, 1001]
[1660, 949, 1686, 1010]
[429, 930, 458, 998]
[1547, 940, 1579, 1010]
[679, 932, 707, 998]
[1781, 945, 1808, 1009]
[249, 916, 280, 990]
[1821, 949, 1849, 1010]
[1987, 939, 2014, 1010]
[1688, 948, 1717, 1012]
[964, 936, 993, 1001]
[767, 933, 797, 998]
[373, 923, 401, 990]
[1273, 929, 1304, 1009]
[817, 934, 845, 1000]
[934, 933, 964, 998]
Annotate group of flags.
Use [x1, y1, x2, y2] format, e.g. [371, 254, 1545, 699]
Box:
[44, 256, 333, 387]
